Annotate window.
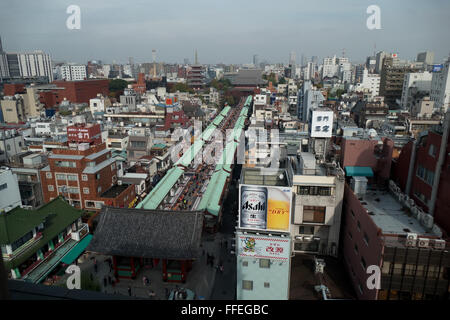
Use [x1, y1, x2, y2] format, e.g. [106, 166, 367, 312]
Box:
[429, 144, 436, 157]
[86, 201, 95, 208]
[82, 174, 88, 181]
[354, 244, 359, 255]
[299, 225, 314, 235]
[97, 186, 102, 193]
[46, 172, 52, 179]
[357, 220, 361, 232]
[0, 183, 7, 191]
[67, 175, 78, 181]
[56, 174, 66, 180]
[242, 261, 248, 267]
[259, 259, 270, 269]
[348, 231, 353, 240]
[351, 210, 355, 219]
[361, 257, 367, 270]
[96, 173, 100, 180]
[111, 163, 115, 170]
[86, 162, 96, 167]
[358, 283, 364, 294]
[48, 185, 54, 191]
[363, 232, 370, 246]
[264, 282, 270, 288]
[242, 280, 253, 291]
[55, 161, 76, 168]
[303, 206, 326, 223]
[83, 188, 90, 194]
[68, 187, 79, 194]
[296, 186, 332, 196]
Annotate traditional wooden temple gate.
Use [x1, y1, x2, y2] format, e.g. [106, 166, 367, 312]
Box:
[87, 207, 204, 283]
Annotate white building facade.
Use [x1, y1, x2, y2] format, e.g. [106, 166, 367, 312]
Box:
[430, 57, 450, 112]
[60, 64, 87, 81]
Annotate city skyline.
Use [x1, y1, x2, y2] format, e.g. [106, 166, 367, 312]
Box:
[1, 0, 449, 65]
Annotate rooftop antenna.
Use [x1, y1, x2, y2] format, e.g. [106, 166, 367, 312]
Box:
[194, 49, 198, 65]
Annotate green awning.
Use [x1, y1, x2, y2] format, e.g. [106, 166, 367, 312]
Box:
[345, 166, 374, 177]
[61, 234, 93, 265]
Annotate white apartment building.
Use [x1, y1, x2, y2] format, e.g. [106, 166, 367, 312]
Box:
[290, 152, 345, 258]
[322, 56, 339, 78]
[358, 68, 380, 96]
[60, 64, 87, 81]
[0, 168, 22, 213]
[430, 57, 450, 112]
[89, 94, 111, 115]
[400, 71, 432, 110]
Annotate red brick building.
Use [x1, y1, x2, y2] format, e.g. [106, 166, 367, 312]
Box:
[39, 142, 136, 211]
[392, 127, 450, 237]
[132, 73, 146, 94]
[39, 79, 109, 107]
[340, 136, 394, 184]
[3, 84, 25, 96]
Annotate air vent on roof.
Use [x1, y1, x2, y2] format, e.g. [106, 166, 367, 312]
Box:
[434, 239, 446, 250]
[418, 238, 430, 248]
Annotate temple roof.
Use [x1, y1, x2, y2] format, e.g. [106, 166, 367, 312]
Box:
[87, 207, 204, 260]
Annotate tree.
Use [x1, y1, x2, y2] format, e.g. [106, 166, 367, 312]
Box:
[109, 79, 128, 92]
[169, 82, 194, 94]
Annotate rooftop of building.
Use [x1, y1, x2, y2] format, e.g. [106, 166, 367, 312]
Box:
[240, 167, 290, 186]
[0, 197, 82, 269]
[100, 184, 131, 199]
[359, 189, 439, 237]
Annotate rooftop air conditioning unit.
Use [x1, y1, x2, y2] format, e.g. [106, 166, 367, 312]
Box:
[434, 239, 446, 250]
[405, 238, 417, 247]
[410, 206, 418, 217]
[418, 238, 430, 248]
[407, 233, 418, 241]
[422, 214, 434, 229]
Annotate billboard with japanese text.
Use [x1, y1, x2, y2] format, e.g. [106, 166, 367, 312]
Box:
[237, 233, 291, 260]
[239, 184, 292, 233]
[310, 110, 334, 138]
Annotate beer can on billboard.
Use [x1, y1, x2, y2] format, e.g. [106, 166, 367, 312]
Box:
[240, 186, 267, 229]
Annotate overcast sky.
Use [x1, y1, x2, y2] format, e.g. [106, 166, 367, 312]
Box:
[1, 0, 449, 65]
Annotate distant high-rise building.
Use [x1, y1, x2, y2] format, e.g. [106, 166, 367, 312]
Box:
[430, 56, 450, 112]
[289, 51, 296, 66]
[0, 36, 8, 80]
[375, 51, 388, 74]
[253, 54, 258, 67]
[417, 51, 434, 66]
[379, 56, 421, 107]
[5, 51, 53, 82]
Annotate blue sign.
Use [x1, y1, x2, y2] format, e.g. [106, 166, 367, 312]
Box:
[432, 64, 443, 72]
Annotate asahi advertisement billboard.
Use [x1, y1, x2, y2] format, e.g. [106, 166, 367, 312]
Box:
[239, 184, 292, 232]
